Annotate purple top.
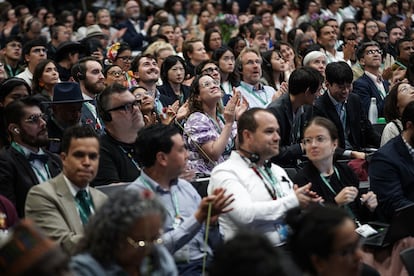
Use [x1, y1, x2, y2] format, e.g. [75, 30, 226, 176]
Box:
[184, 112, 237, 174]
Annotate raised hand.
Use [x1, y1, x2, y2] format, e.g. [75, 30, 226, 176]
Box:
[334, 186, 358, 206]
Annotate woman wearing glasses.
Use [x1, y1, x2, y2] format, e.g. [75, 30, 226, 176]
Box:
[184, 74, 247, 175]
[70, 190, 177, 275]
[103, 65, 127, 86]
[292, 117, 378, 223]
[106, 42, 136, 89]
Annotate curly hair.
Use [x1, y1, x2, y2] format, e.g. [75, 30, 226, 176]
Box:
[75, 190, 166, 265]
[188, 74, 223, 114]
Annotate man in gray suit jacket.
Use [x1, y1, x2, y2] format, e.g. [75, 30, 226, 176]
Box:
[25, 125, 107, 254]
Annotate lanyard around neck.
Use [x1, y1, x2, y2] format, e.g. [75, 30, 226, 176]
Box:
[118, 145, 140, 170]
[140, 176, 181, 218]
[240, 82, 267, 105]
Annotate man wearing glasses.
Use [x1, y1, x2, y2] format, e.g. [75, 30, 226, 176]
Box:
[353, 41, 389, 118]
[16, 38, 48, 88]
[1, 36, 24, 77]
[0, 96, 62, 217]
[92, 83, 144, 186]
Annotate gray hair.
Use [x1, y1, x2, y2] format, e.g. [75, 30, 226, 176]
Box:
[75, 189, 166, 264]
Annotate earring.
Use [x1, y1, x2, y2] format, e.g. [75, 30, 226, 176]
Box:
[39, 80, 45, 87]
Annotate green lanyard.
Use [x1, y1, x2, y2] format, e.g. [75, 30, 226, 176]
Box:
[319, 166, 356, 219]
[240, 82, 268, 106]
[11, 142, 51, 182]
[257, 166, 284, 198]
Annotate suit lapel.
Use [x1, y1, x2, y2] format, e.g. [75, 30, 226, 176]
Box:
[55, 175, 84, 234]
[11, 147, 39, 184]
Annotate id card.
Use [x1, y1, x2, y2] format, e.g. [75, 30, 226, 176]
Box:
[355, 224, 378, 238]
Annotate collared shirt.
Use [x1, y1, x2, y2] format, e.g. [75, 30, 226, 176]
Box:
[341, 5, 358, 19]
[365, 71, 386, 99]
[128, 18, 147, 36]
[16, 67, 33, 88]
[208, 151, 299, 246]
[127, 171, 217, 262]
[237, 81, 276, 108]
[14, 142, 50, 183]
[63, 175, 95, 216]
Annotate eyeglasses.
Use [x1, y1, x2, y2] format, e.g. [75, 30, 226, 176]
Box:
[200, 79, 220, 88]
[202, 67, 220, 74]
[108, 71, 124, 77]
[126, 236, 163, 249]
[303, 135, 329, 145]
[117, 56, 133, 62]
[366, 25, 378, 29]
[245, 59, 263, 66]
[365, 49, 383, 55]
[31, 48, 48, 54]
[24, 113, 48, 124]
[106, 100, 141, 113]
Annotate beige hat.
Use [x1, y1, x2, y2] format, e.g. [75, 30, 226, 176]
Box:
[386, 0, 398, 7]
[86, 24, 105, 39]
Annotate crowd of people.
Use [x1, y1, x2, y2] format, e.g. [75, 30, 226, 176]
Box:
[1, 0, 414, 275]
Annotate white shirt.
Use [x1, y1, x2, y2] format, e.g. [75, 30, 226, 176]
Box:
[208, 151, 299, 246]
[16, 67, 33, 88]
[237, 81, 276, 108]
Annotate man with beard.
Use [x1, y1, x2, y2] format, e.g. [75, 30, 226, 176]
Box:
[71, 57, 106, 134]
[92, 83, 145, 186]
[118, 0, 151, 51]
[132, 54, 165, 114]
[208, 108, 322, 246]
[370, 101, 414, 222]
[0, 97, 62, 217]
[236, 48, 276, 108]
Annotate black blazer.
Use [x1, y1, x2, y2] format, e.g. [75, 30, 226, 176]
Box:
[117, 19, 146, 51]
[293, 161, 375, 223]
[0, 146, 62, 217]
[352, 73, 389, 118]
[313, 92, 380, 153]
[267, 93, 313, 167]
[158, 82, 191, 106]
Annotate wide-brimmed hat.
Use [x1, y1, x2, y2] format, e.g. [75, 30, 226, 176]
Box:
[44, 82, 89, 104]
[86, 24, 106, 39]
[55, 41, 84, 62]
[386, 0, 398, 7]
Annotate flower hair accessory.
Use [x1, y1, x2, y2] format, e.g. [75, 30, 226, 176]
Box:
[106, 42, 121, 62]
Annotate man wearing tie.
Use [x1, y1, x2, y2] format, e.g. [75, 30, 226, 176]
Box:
[0, 97, 62, 217]
[25, 125, 107, 254]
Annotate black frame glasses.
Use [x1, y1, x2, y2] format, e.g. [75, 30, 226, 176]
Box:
[106, 100, 141, 113]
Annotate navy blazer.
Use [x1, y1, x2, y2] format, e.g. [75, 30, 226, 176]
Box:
[117, 19, 146, 51]
[352, 73, 389, 118]
[267, 93, 313, 167]
[0, 146, 62, 217]
[313, 92, 380, 152]
[158, 82, 191, 106]
[369, 135, 414, 221]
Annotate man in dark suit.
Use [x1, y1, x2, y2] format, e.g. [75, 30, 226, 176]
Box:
[314, 61, 380, 159]
[267, 67, 323, 167]
[0, 97, 62, 217]
[71, 57, 106, 134]
[25, 125, 107, 253]
[353, 41, 389, 117]
[369, 101, 414, 221]
[117, 0, 150, 51]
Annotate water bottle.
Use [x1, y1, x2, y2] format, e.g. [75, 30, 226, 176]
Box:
[368, 97, 378, 124]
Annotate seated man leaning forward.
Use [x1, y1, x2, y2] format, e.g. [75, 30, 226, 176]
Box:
[208, 108, 322, 246]
[25, 125, 107, 254]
